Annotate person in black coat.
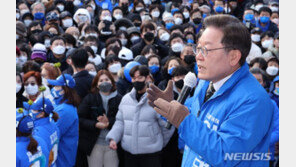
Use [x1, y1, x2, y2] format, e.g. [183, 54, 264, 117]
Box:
[69, 48, 94, 101]
[131, 22, 169, 59]
[78, 69, 122, 167]
[16, 72, 28, 108]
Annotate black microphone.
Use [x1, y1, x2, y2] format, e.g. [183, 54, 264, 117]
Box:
[165, 72, 197, 129]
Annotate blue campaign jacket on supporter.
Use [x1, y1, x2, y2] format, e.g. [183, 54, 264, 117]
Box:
[16, 136, 49, 167]
[95, 0, 113, 11]
[269, 100, 279, 161]
[178, 63, 274, 167]
[269, 76, 279, 107]
[33, 118, 60, 167]
[54, 101, 79, 167]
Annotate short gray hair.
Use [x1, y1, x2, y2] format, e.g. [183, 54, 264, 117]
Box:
[30, 2, 45, 11]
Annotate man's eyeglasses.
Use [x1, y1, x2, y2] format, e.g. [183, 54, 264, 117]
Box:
[193, 46, 234, 58]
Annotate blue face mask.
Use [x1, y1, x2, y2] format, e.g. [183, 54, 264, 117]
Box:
[202, 13, 207, 19]
[34, 12, 45, 20]
[215, 6, 224, 13]
[260, 16, 270, 24]
[168, 67, 176, 75]
[171, 8, 179, 15]
[187, 39, 194, 44]
[149, 65, 160, 74]
[273, 87, 279, 96]
[166, 22, 174, 30]
[244, 13, 254, 21]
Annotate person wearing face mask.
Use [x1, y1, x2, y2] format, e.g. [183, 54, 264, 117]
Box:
[21, 12, 34, 27]
[148, 55, 163, 86]
[250, 27, 262, 46]
[256, 7, 278, 34]
[47, 74, 80, 167]
[31, 2, 46, 25]
[94, 0, 113, 12]
[31, 43, 47, 67]
[98, 20, 116, 43]
[106, 65, 175, 167]
[69, 48, 94, 100]
[16, 46, 28, 68]
[78, 70, 122, 167]
[73, 8, 91, 26]
[173, 11, 185, 25]
[116, 30, 129, 47]
[158, 28, 170, 45]
[131, 22, 169, 59]
[149, 4, 162, 24]
[189, 9, 203, 34]
[242, 8, 256, 31]
[17, 73, 28, 108]
[213, 0, 225, 14]
[118, 0, 132, 17]
[47, 36, 69, 72]
[265, 57, 279, 80]
[260, 31, 275, 53]
[180, 6, 191, 23]
[23, 71, 54, 102]
[127, 26, 142, 46]
[29, 97, 60, 167]
[60, 11, 74, 30]
[116, 61, 140, 96]
[180, 44, 196, 72]
[85, 62, 98, 77]
[105, 55, 123, 82]
[16, 21, 28, 46]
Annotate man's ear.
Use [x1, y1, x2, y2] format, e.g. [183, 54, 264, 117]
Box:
[228, 49, 241, 67]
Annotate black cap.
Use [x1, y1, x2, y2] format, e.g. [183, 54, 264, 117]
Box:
[46, 11, 59, 21]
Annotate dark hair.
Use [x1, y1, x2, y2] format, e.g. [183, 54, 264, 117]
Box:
[112, 6, 123, 15]
[267, 57, 279, 65]
[98, 9, 111, 18]
[105, 37, 122, 48]
[105, 54, 120, 69]
[44, 23, 60, 35]
[141, 44, 158, 56]
[41, 62, 62, 80]
[70, 48, 89, 68]
[91, 70, 116, 93]
[170, 24, 184, 34]
[83, 46, 95, 58]
[183, 23, 195, 31]
[163, 56, 183, 77]
[106, 45, 121, 57]
[173, 11, 184, 20]
[22, 60, 41, 73]
[172, 65, 189, 77]
[60, 86, 80, 107]
[50, 36, 66, 45]
[16, 121, 38, 154]
[62, 33, 77, 47]
[169, 33, 185, 46]
[140, 22, 155, 33]
[250, 67, 267, 83]
[249, 57, 267, 71]
[190, 8, 201, 18]
[16, 72, 25, 97]
[260, 31, 274, 40]
[203, 15, 251, 66]
[23, 71, 42, 86]
[85, 25, 99, 33]
[149, 4, 161, 13]
[184, 31, 196, 42]
[259, 7, 272, 16]
[44, 111, 59, 122]
[28, 34, 40, 47]
[19, 43, 32, 60]
[130, 65, 150, 78]
[148, 54, 161, 65]
[84, 36, 98, 44]
[116, 30, 128, 39]
[28, 21, 42, 35]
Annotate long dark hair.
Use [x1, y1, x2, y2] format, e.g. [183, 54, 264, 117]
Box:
[60, 86, 80, 108]
[16, 130, 38, 154]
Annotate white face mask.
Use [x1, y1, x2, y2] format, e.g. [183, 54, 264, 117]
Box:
[73, 0, 81, 6]
[24, 19, 32, 27]
[52, 45, 66, 55]
[91, 45, 98, 53]
[91, 4, 96, 10]
[272, 18, 279, 25]
[16, 83, 22, 93]
[86, 33, 98, 38]
[171, 42, 184, 52]
[16, 13, 20, 19]
[251, 34, 261, 42]
[19, 55, 28, 63]
[62, 19, 73, 28]
[16, 34, 19, 40]
[131, 36, 140, 43]
[114, 14, 123, 20]
[120, 39, 127, 46]
[57, 5, 65, 12]
[174, 18, 183, 25]
[42, 77, 48, 86]
[20, 9, 30, 16]
[119, 26, 127, 31]
[151, 11, 160, 18]
[144, 0, 151, 5]
[261, 39, 274, 49]
[183, 12, 190, 19]
[255, 4, 263, 11]
[44, 39, 51, 48]
[160, 32, 170, 42]
[108, 63, 122, 73]
[136, 7, 144, 11]
[78, 15, 88, 23]
[25, 84, 39, 96]
[266, 66, 279, 76]
[103, 16, 112, 22]
[89, 71, 97, 77]
[270, 6, 279, 12]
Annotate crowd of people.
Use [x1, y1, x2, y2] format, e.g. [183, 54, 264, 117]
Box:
[16, 0, 279, 166]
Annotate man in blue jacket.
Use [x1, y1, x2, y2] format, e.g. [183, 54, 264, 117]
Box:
[147, 14, 274, 167]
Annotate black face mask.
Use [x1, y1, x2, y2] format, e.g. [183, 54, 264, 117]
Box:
[144, 32, 154, 42]
[175, 79, 184, 89]
[121, 3, 129, 14]
[193, 18, 202, 25]
[184, 55, 196, 65]
[133, 81, 146, 91]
